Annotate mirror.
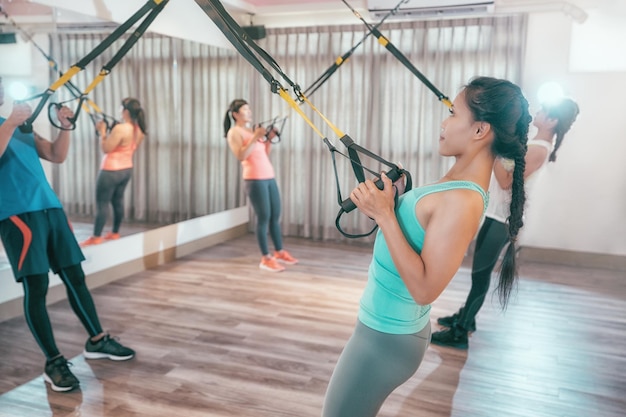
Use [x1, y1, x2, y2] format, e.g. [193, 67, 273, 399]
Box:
[0, 0, 252, 247]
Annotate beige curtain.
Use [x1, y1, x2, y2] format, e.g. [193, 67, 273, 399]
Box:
[253, 16, 527, 241]
[49, 14, 526, 241]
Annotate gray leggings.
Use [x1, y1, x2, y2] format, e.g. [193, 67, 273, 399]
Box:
[323, 320, 431, 417]
[245, 179, 283, 256]
[94, 168, 132, 236]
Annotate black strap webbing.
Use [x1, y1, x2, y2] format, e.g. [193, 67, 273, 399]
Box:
[342, 0, 452, 108]
[0, 6, 111, 128]
[18, 0, 168, 133]
[303, 0, 410, 98]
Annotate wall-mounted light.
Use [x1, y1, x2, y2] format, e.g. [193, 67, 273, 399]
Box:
[6, 80, 31, 101]
[537, 81, 565, 106]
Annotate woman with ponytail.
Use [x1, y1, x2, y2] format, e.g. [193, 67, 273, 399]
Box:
[431, 96, 579, 349]
[323, 77, 531, 417]
[224, 99, 297, 272]
[81, 97, 147, 246]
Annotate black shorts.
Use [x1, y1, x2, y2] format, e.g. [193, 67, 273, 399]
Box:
[0, 209, 85, 281]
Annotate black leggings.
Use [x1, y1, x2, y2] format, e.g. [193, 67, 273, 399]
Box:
[22, 264, 103, 360]
[459, 217, 509, 329]
[94, 168, 132, 236]
[245, 179, 283, 256]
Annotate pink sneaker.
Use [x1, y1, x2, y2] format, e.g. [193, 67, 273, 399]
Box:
[80, 236, 104, 247]
[274, 250, 298, 265]
[104, 232, 121, 240]
[259, 256, 285, 272]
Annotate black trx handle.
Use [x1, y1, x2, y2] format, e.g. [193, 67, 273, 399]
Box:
[17, 0, 168, 133]
[338, 135, 412, 213]
[257, 115, 288, 144]
[303, 0, 410, 97]
[326, 136, 412, 238]
[341, 0, 452, 109]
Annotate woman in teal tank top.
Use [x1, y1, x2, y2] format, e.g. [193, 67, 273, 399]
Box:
[322, 77, 532, 417]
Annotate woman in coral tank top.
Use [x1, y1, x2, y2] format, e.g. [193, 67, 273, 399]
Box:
[223, 99, 298, 272]
[81, 98, 146, 246]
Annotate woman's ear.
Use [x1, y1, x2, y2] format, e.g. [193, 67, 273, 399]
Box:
[474, 121, 491, 139]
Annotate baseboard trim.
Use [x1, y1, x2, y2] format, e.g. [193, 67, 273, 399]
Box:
[518, 246, 626, 271]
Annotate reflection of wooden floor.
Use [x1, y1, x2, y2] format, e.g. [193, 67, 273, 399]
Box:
[0, 234, 624, 417]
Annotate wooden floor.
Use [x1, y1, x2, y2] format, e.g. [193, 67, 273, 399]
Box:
[0, 234, 624, 417]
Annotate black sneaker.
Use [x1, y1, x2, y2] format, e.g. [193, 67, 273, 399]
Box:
[430, 326, 469, 350]
[436, 308, 476, 332]
[43, 356, 80, 392]
[83, 334, 135, 361]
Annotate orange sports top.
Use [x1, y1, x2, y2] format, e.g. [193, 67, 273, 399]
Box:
[100, 127, 139, 171]
[240, 129, 275, 180]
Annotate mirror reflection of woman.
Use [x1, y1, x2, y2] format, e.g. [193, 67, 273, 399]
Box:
[223, 99, 298, 272]
[81, 98, 146, 247]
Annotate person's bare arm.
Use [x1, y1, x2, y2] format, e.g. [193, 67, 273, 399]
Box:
[351, 174, 483, 305]
[226, 126, 265, 161]
[493, 144, 550, 189]
[34, 106, 74, 163]
[100, 122, 127, 153]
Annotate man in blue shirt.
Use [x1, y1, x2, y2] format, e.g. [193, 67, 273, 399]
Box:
[0, 76, 135, 392]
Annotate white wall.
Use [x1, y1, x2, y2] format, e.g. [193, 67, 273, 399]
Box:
[520, 10, 626, 256]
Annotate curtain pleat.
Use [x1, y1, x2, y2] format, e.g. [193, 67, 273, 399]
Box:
[50, 14, 526, 242]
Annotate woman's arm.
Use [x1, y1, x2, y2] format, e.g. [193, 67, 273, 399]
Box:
[352, 174, 483, 305]
[100, 122, 127, 153]
[226, 126, 265, 161]
[493, 144, 550, 189]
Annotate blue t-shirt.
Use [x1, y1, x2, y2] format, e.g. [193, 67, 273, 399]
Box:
[358, 181, 488, 334]
[0, 117, 62, 221]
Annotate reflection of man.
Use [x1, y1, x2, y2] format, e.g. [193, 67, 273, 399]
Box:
[0, 76, 135, 393]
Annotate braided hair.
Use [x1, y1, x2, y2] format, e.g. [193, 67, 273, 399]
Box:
[223, 99, 248, 138]
[121, 97, 147, 134]
[463, 77, 532, 307]
[544, 98, 579, 162]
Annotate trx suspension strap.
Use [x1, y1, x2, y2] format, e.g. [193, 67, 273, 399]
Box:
[194, 0, 412, 238]
[303, 0, 409, 98]
[342, 0, 453, 109]
[0, 6, 117, 132]
[254, 0, 408, 146]
[17, 0, 168, 133]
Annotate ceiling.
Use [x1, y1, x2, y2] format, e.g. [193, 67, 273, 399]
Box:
[1, 0, 622, 38]
[0, 0, 608, 23]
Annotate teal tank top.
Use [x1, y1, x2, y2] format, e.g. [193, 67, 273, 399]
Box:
[358, 181, 488, 334]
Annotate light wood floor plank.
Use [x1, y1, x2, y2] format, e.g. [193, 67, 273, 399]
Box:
[0, 234, 624, 416]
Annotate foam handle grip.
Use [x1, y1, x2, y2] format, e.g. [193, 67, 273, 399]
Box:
[340, 168, 402, 213]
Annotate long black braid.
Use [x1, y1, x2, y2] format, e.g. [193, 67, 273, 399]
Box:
[464, 77, 532, 307]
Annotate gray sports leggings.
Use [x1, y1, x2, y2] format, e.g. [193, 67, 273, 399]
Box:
[94, 168, 132, 236]
[245, 178, 283, 256]
[323, 320, 431, 417]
